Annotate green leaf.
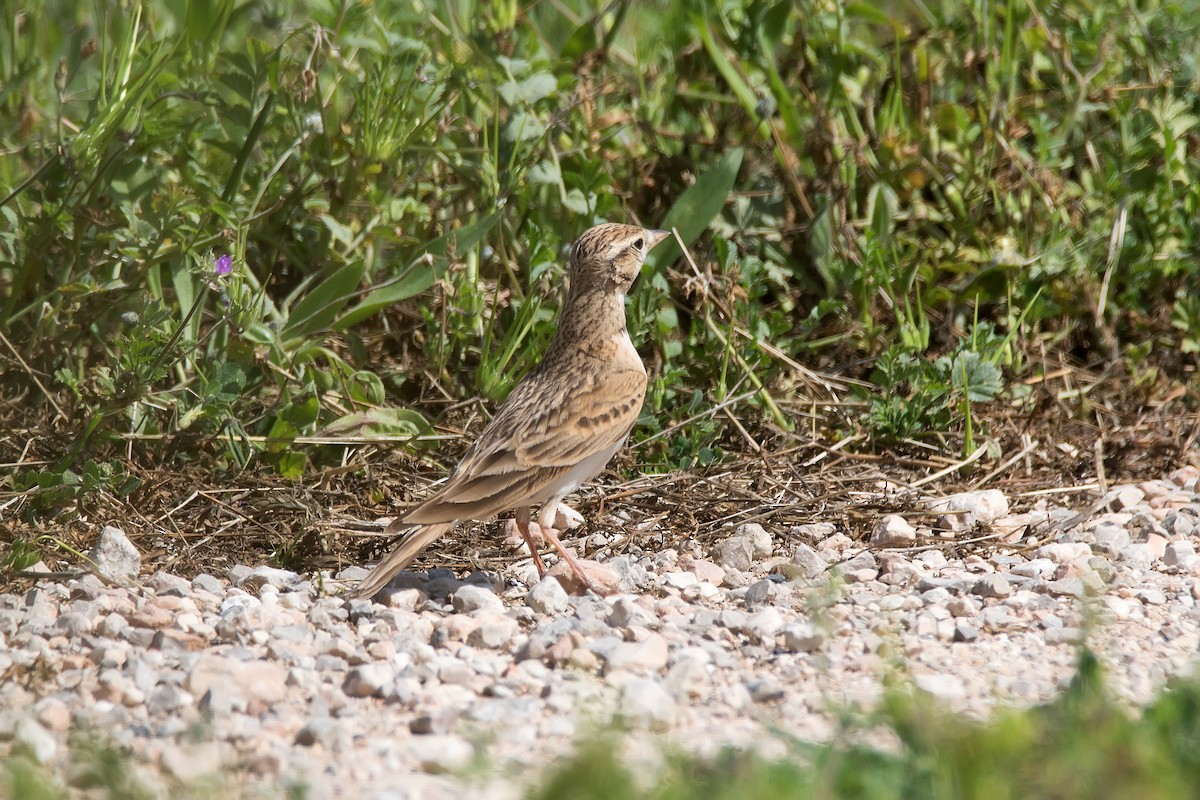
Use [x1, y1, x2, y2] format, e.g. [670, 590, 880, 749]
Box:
[648, 147, 744, 270]
[324, 407, 431, 439]
[950, 352, 1003, 403]
[335, 209, 503, 330]
[498, 72, 557, 105]
[867, 182, 899, 241]
[282, 264, 366, 341]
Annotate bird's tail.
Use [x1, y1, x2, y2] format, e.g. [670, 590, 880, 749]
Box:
[351, 520, 454, 600]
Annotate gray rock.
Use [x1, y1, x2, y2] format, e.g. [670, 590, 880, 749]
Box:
[1045, 627, 1084, 645]
[971, 575, 1012, 598]
[746, 678, 785, 703]
[777, 544, 827, 580]
[607, 597, 656, 629]
[604, 634, 669, 674]
[526, 577, 571, 616]
[450, 584, 504, 614]
[782, 623, 825, 653]
[713, 536, 753, 572]
[743, 607, 783, 642]
[146, 684, 193, 715]
[618, 678, 676, 731]
[343, 663, 396, 698]
[192, 573, 225, 595]
[239, 566, 300, 591]
[54, 611, 95, 637]
[736, 523, 774, 559]
[467, 616, 519, 649]
[1165, 540, 1197, 567]
[928, 490, 1009, 531]
[915, 672, 966, 701]
[88, 526, 140, 584]
[953, 622, 979, 642]
[295, 718, 341, 748]
[871, 514, 917, 546]
[744, 579, 776, 607]
[407, 734, 474, 773]
[14, 717, 56, 764]
[160, 742, 220, 782]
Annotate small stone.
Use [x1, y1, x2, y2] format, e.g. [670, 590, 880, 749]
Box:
[450, 584, 504, 614]
[777, 544, 826, 580]
[607, 598, 657, 629]
[34, 699, 71, 734]
[54, 611, 95, 637]
[744, 579, 776, 607]
[782, 624, 825, 653]
[713, 536, 753, 572]
[971, 575, 1012, 598]
[1137, 588, 1167, 606]
[953, 622, 979, 642]
[160, 742, 220, 782]
[295, 718, 340, 748]
[408, 734, 474, 773]
[1045, 578, 1086, 598]
[238, 566, 300, 591]
[1120, 544, 1155, 568]
[343, 663, 396, 698]
[1038, 543, 1092, 563]
[871, 515, 917, 546]
[915, 672, 966, 701]
[146, 684, 193, 715]
[14, 717, 57, 764]
[605, 634, 669, 674]
[618, 678, 676, 731]
[1045, 627, 1084, 645]
[88, 526, 140, 585]
[928, 490, 1009, 531]
[663, 571, 698, 589]
[192, 574, 225, 595]
[526, 577, 571, 616]
[1167, 465, 1199, 489]
[410, 708, 459, 735]
[681, 558, 726, 586]
[1108, 485, 1146, 511]
[743, 607, 784, 642]
[547, 559, 620, 596]
[467, 615, 519, 649]
[736, 523, 774, 559]
[1166, 540, 1197, 568]
[746, 678, 785, 703]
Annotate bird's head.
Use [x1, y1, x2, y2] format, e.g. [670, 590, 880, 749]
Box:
[568, 223, 670, 297]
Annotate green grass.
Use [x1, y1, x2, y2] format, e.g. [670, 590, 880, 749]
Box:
[2, 0, 1197, 502]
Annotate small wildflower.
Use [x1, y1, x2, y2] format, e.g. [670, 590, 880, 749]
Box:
[215, 254, 233, 276]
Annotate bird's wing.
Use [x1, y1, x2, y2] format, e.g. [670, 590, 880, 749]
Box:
[403, 365, 646, 524]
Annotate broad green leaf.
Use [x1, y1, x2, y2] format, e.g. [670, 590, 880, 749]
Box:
[324, 407, 431, 439]
[648, 147, 744, 270]
[281, 264, 366, 341]
[498, 72, 557, 105]
[335, 209, 503, 330]
[867, 183, 899, 241]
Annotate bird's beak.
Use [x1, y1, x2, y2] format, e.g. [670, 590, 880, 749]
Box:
[646, 229, 672, 250]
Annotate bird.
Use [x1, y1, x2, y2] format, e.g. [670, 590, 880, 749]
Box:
[352, 223, 671, 600]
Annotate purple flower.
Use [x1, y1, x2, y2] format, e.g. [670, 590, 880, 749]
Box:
[215, 254, 233, 276]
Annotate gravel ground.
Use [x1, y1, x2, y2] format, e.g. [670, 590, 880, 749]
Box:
[3, 466, 1200, 798]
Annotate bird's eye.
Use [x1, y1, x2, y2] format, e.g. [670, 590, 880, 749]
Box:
[633, 238, 644, 250]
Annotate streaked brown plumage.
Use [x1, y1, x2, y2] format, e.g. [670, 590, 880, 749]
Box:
[353, 223, 670, 600]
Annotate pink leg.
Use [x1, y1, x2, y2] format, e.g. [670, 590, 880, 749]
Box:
[515, 507, 548, 577]
[536, 502, 602, 595]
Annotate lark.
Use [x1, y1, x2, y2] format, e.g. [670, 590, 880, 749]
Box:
[353, 223, 670, 599]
